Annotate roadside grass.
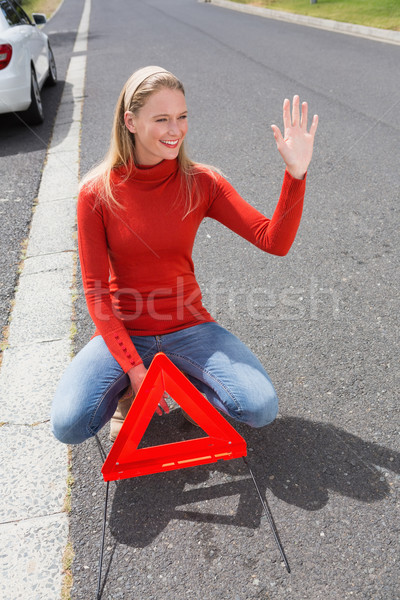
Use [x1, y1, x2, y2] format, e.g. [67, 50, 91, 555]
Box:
[19, 0, 62, 20]
[230, 0, 400, 30]
[61, 541, 74, 600]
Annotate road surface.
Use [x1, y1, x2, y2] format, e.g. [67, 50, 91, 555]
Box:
[0, 0, 399, 598]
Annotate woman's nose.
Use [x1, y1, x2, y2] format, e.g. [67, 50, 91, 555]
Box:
[168, 120, 180, 135]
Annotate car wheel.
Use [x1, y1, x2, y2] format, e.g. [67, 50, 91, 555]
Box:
[22, 67, 44, 125]
[46, 43, 57, 86]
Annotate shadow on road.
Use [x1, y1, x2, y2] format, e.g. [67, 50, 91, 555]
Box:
[0, 79, 72, 158]
[98, 413, 399, 548]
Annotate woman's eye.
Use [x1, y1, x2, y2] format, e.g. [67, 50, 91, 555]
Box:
[156, 116, 187, 122]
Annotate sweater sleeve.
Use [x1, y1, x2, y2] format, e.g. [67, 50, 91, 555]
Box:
[206, 170, 306, 256]
[77, 187, 143, 372]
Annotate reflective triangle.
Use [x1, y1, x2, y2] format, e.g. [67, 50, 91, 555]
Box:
[101, 353, 247, 481]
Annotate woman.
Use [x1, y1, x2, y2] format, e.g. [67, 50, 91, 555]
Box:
[51, 65, 318, 445]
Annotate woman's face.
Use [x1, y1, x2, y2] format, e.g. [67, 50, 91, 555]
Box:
[124, 88, 188, 166]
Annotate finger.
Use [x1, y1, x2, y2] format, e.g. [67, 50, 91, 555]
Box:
[292, 95, 300, 127]
[300, 101, 308, 129]
[310, 114, 319, 137]
[157, 397, 170, 415]
[161, 397, 170, 413]
[271, 124, 284, 146]
[282, 98, 291, 133]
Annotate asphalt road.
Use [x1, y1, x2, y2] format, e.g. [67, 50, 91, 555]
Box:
[72, 1, 400, 598]
[2, 0, 400, 598]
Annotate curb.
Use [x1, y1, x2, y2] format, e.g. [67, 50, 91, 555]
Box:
[202, 0, 400, 45]
[0, 0, 91, 598]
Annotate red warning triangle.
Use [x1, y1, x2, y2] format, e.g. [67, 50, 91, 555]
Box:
[102, 353, 247, 481]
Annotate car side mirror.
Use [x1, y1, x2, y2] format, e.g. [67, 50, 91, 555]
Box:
[32, 13, 47, 25]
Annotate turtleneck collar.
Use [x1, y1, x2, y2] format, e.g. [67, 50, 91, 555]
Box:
[115, 158, 179, 182]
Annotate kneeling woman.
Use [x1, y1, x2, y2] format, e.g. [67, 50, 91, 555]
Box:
[51, 65, 318, 445]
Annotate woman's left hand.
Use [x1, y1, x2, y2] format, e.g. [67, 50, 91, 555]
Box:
[271, 95, 318, 180]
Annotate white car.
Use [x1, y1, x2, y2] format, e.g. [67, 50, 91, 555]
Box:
[0, 0, 57, 124]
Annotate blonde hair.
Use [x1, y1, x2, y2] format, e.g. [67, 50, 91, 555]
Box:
[80, 66, 214, 216]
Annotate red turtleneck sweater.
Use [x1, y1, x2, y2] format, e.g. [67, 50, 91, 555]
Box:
[77, 159, 306, 372]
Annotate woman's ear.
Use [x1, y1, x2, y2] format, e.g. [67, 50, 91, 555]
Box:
[124, 111, 136, 134]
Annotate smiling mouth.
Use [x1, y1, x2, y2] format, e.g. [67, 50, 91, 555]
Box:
[160, 140, 179, 148]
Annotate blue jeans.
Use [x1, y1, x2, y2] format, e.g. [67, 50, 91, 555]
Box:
[51, 322, 278, 444]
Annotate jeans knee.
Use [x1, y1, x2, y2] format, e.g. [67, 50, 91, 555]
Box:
[50, 407, 92, 445]
[51, 419, 80, 445]
[242, 392, 278, 428]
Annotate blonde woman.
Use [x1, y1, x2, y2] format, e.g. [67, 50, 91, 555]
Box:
[51, 66, 318, 444]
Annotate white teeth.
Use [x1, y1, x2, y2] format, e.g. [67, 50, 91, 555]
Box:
[161, 140, 178, 146]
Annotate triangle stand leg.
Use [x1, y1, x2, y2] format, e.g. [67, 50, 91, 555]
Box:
[96, 480, 110, 599]
[243, 457, 291, 573]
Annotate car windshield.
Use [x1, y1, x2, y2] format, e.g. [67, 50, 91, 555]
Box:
[0, 0, 31, 29]
[10, 0, 31, 24]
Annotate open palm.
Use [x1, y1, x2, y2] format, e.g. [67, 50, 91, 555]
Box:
[271, 95, 318, 180]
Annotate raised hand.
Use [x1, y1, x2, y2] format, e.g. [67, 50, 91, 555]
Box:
[271, 95, 318, 180]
